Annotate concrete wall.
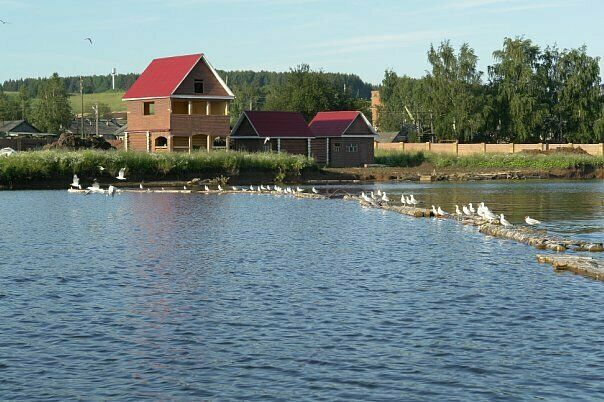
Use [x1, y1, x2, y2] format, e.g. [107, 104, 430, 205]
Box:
[375, 142, 604, 156]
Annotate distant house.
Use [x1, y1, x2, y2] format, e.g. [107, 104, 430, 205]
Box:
[67, 118, 127, 139]
[122, 53, 234, 153]
[230, 111, 315, 155]
[0, 120, 41, 137]
[309, 111, 377, 167]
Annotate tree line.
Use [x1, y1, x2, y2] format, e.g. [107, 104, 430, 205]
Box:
[378, 37, 604, 143]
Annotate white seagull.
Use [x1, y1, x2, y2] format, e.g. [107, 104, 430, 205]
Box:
[401, 194, 406, 205]
[437, 206, 446, 216]
[232, 186, 238, 191]
[85, 180, 102, 195]
[409, 194, 418, 205]
[377, 189, 382, 196]
[500, 214, 512, 227]
[116, 168, 126, 180]
[296, 186, 303, 193]
[312, 187, 318, 194]
[204, 185, 210, 192]
[468, 203, 476, 214]
[525, 216, 541, 226]
[462, 205, 471, 216]
[107, 185, 116, 198]
[70, 174, 81, 189]
[218, 185, 223, 191]
[381, 192, 389, 202]
[139, 183, 144, 190]
[455, 205, 462, 216]
[98, 165, 105, 172]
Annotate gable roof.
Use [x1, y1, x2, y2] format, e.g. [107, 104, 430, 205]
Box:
[232, 111, 313, 138]
[0, 120, 40, 133]
[309, 111, 376, 137]
[122, 53, 234, 100]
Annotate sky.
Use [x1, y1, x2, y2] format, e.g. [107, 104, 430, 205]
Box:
[0, 0, 602, 85]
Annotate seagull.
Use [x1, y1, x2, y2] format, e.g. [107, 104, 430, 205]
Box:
[70, 174, 81, 189]
[98, 166, 105, 172]
[139, 183, 144, 190]
[232, 186, 238, 191]
[468, 203, 476, 214]
[0, 20, 9, 24]
[312, 187, 318, 194]
[370, 191, 377, 200]
[218, 185, 223, 191]
[264, 137, 271, 144]
[500, 214, 512, 227]
[296, 186, 303, 193]
[85, 180, 102, 195]
[183, 185, 187, 190]
[107, 185, 116, 198]
[260, 185, 266, 190]
[484, 210, 498, 223]
[462, 205, 471, 216]
[377, 189, 382, 196]
[431, 205, 439, 216]
[400, 194, 406, 205]
[525, 216, 541, 226]
[455, 205, 462, 216]
[249, 185, 254, 191]
[409, 194, 418, 205]
[116, 168, 126, 180]
[84, 37, 92, 44]
[437, 206, 446, 216]
[381, 192, 389, 202]
[204, 185, 210, 192]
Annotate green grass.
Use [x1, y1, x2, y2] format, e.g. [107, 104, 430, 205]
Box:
[0, 150, 316, 184]
[374, 149, 604, 169]
[69, 91, 126, 112]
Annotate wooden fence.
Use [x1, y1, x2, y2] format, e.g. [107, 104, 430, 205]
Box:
[375, 142, 604, 156]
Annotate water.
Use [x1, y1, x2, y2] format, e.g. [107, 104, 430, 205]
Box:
[0, 181, 603, 400]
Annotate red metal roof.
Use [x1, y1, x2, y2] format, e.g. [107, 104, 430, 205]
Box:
[242, 111, 314, 138]
[122, 54, 202, 100]
[308, 111, 362, 137]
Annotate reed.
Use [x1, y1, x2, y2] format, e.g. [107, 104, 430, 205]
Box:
[0, 150, 316, 184]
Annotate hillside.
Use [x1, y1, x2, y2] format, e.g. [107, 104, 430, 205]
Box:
[68, 91, 126, 112]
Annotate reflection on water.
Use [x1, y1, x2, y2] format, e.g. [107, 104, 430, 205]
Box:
[0, 181, 603, 400]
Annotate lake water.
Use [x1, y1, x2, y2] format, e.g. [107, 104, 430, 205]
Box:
[1, 180, 603, 400]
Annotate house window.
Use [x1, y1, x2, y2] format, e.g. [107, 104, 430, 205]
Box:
[143, 102, 155, 115]
[334, 142, 341, 152]
[347, 143, 358, 152]
[194, 80, 204, 94]
[155, 136, 167, 147]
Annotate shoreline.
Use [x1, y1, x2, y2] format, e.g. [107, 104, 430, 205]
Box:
[1, 165, 602, 190]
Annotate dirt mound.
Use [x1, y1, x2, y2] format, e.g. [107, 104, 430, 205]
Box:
[44, 133, 114, 150]
[521, 146, 590, 156]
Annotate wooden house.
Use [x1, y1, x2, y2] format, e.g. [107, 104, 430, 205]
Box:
[308, 111, 377, 167]
[229, 111, 315, 156]
[122, 53, 234, 153]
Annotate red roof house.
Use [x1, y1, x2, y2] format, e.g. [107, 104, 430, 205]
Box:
[122, 53, 234, 153]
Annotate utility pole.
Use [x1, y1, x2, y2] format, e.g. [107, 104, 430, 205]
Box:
[80, 76, 84, 139]
[92, 103, 99, 137]
[111, 68, 117, 91]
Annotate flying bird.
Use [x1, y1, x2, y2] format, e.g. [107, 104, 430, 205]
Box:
[0, 20, 9, 24]
[116, 168, 126, 180]
[84, 37, 93, 44]
[264, 137, 271, 144]
[70, 174, 81, 189]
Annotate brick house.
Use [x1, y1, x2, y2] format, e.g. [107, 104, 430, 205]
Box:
[308, 111, 377, 167]
[230, 110, 376, 167]
[122, 53, 234, 153]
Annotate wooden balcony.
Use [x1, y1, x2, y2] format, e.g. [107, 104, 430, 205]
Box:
[170, 114, 230, 137]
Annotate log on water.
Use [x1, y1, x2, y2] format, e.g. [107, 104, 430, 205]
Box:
[536, 254, 604, 281]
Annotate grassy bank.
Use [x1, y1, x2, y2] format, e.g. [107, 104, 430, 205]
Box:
[375, 149, 604, 170]
[69, 91, 126, 112]
[0, 150, 316, 185]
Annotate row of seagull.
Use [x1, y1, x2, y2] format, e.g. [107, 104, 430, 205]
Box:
[360, 190, 419, 206]
[430, 201, 542, 226]
[203, 184, 320, 194]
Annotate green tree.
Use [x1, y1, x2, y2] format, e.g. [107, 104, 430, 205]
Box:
[426, 40, 484, 142]
[489, 37, 547, 142]
[31, 73, 73, 133]
[264, 64, 361, 121]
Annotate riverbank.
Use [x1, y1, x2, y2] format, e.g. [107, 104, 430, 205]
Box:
[1, 150, 602, 189]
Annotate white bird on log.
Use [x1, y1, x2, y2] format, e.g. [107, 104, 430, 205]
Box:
[377, 189, 382, 196]
[455, 205, 462, 216]
[500, 214, 512, 227]
[484, 210, 498, 222]
[260, 184, 266, 190]
[116, 168, 126, 180]
[217, 185, 223, 191]
[525, 216, 541, 226]
[232, 186, 238, 191]
[70, 174, 81, 189]
[431, 205, 439, 216]
[139, 183, 144, 190]
[401, 194, 406, 205]
[98, 165, 105, 172]
[295, 186, 303, 193]
[437, 206, 446, 216]
[462, 205, 471, 216]
[410, 194, 418, 205]
[183, 185, 187, 190]
[204, 185, 210, 192]
[370, 191, 377, 200]
[468, 203, 476, 214]
[381, 192, 389, 202]
[312, 187, 318, 194]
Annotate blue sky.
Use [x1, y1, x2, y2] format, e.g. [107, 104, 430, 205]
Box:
[0, 0, 602, 85]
